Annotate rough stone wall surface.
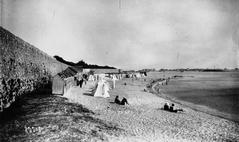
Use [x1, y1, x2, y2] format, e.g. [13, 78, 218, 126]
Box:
[0, 27, 68, 111]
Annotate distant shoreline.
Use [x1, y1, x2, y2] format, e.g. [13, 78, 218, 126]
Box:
[148, 79, 239, 124]
[156, 70, 239, 72]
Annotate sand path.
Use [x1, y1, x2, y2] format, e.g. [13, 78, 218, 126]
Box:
[64, 78, 239, 142]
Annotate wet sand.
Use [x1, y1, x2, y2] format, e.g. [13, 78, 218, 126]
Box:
[64, 78, 239, 142]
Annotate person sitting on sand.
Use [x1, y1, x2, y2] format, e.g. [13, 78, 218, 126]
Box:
[169, 104, 183, 113]
[114, 96, 129, 105]
[164, 103, 170, 110]
[121, 97, 129, 105]
[114, 96, 121, 105]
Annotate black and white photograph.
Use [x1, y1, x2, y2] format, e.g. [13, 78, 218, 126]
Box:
[0, 0, 239, 141]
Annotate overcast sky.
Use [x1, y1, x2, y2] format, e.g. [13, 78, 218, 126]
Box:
[1, 0, 239, 69]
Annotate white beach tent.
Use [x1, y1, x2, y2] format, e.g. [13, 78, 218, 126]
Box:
[136, 73, 141, 78]
[88, 74, 95, 81]
[94, 79, 110, 98]
[112, 75, 118, 89]
[141, 73, 145, 77]
[98, 74, 106, 80]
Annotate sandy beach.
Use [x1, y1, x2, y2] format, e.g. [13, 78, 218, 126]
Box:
[0, 76, 238, 141]
[63, 77, 239, 142]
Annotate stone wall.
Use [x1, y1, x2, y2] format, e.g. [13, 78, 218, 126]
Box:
[0, 27, 68, 111]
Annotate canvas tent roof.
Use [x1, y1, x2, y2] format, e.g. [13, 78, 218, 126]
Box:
[57, 66, 82, 79]
[70, 66, 83, 73]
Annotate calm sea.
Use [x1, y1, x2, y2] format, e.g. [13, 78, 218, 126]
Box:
[148, 71, 239, 122]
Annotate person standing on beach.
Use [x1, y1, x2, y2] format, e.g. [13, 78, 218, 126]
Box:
[82, 74, 88, 85]
[79, 78, 84, 88]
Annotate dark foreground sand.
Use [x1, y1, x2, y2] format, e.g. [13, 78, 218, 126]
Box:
[64, 78, 239, 142]
[0, 90, 122, 142]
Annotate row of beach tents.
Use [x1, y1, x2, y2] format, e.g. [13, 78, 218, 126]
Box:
[52, 67, 147, 97]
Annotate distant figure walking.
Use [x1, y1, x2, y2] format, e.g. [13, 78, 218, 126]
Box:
[82, 74, 88, 85]
[79, 79, 84, 88]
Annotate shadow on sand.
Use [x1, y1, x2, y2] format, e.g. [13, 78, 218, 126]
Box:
[83, 92, 94, 96]
[0, 88, 122, 141]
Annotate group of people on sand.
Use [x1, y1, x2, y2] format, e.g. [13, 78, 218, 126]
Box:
[111, 79, 184, 114]
[75, 74, 88, 88]
[163, 102, 183, 113]
[114, 96, 129, 105]
[114, 95, 183, 114]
